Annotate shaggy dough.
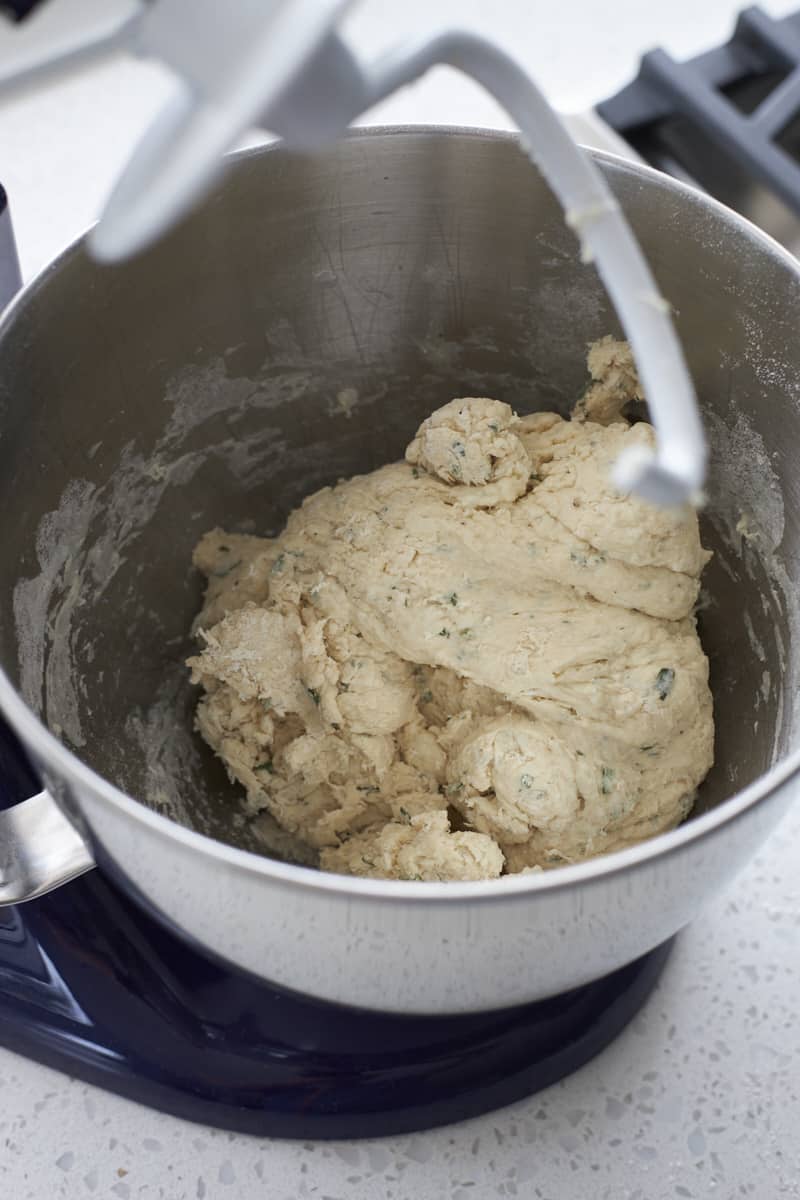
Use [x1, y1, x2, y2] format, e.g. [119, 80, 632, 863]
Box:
[187, 337, 714, 881]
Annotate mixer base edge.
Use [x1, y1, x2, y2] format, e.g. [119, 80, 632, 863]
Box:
[0, 866, 673, 1138]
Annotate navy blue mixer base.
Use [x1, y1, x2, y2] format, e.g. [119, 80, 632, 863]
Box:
[0, 687, 674, 1137]
[0, 861, 673, 1137]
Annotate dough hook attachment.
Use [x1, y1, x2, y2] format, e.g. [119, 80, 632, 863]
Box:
[0, 0, 706, 506]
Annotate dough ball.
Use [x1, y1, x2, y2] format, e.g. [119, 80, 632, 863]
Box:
[406, 397, 532, 505]
[188, 604, 305, 712]
[327, 628, 417, 735]
[443, 713, 581, 843]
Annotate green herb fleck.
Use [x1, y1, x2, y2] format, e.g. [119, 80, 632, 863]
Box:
[306, 686, 320, 705]
[338, 681, 350, 693]
[519, 773, 533, 789]
[601, 766, 615, 794]
[420, 689, 433, 704]
[445, 781, 464, 796]
[446, 592, 459, 606]
[213, 559, 241, 578]
[438, 628, 451, 638]
[405, 873, 424, 881]
[361, 856, 377, 869]
[398, 806, 412, 824]
[356, 785, 380, 794]
[452, 439, 466, 458]
[411, 466, 420, 478]
[655, 668, 675, 701]
[262, 697, 273, 712]
[254, 760, 274, 774]
[488, 422, 499, 432]
[640, 744, 658, 756]
[270, 553, 286, 575]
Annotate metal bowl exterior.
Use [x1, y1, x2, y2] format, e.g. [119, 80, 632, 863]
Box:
[72, 754, 798, 1011]
[1, 129, 799, 1012]
[3, 676, 795, 1011]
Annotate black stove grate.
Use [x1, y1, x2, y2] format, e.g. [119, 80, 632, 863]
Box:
[599, 5, 800, 218]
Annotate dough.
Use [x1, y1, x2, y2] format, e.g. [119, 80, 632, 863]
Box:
[187, 338, 714, 881]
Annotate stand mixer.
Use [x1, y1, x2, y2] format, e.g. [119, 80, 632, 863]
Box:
[1, 0, 798, 1139]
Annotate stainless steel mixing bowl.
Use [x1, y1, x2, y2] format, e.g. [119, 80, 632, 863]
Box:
[0, 129, 798, 1013]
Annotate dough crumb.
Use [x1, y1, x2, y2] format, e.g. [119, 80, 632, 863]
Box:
[186, 339, 713, 882]
[573, 334, 643, 425]
[320, 811, 504, 881]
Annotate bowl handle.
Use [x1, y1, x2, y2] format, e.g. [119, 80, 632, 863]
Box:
[0, 719, 94, 905]
[0, 790, 95, 905]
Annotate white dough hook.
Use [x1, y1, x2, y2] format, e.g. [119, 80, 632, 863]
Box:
[0, 0, 706, 506]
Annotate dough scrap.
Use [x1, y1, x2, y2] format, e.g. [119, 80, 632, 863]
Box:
[573, 333, 643, 424]
[187, 339, 714, 881]
[320, 810, 505, 882]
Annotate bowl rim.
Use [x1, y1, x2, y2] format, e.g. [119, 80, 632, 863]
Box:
[0, 123, 797, 904]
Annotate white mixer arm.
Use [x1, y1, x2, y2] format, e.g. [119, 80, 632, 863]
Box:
[0, 1, 706, 506]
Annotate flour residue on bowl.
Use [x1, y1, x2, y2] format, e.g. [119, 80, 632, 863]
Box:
[705, 405, 784, 554]
[702, 375, 795, 769]
[11, 356, 330, 840]
[13, 478, 97, 747]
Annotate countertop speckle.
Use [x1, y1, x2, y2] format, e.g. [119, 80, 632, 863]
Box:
[1, 1, 799, 1197]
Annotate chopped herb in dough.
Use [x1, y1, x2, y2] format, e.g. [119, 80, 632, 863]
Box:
[213, 560, 241, 578]
[656, 668, 675, 701]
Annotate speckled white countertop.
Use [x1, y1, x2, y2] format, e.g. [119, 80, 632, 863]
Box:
[2, 2, 800, 1197]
